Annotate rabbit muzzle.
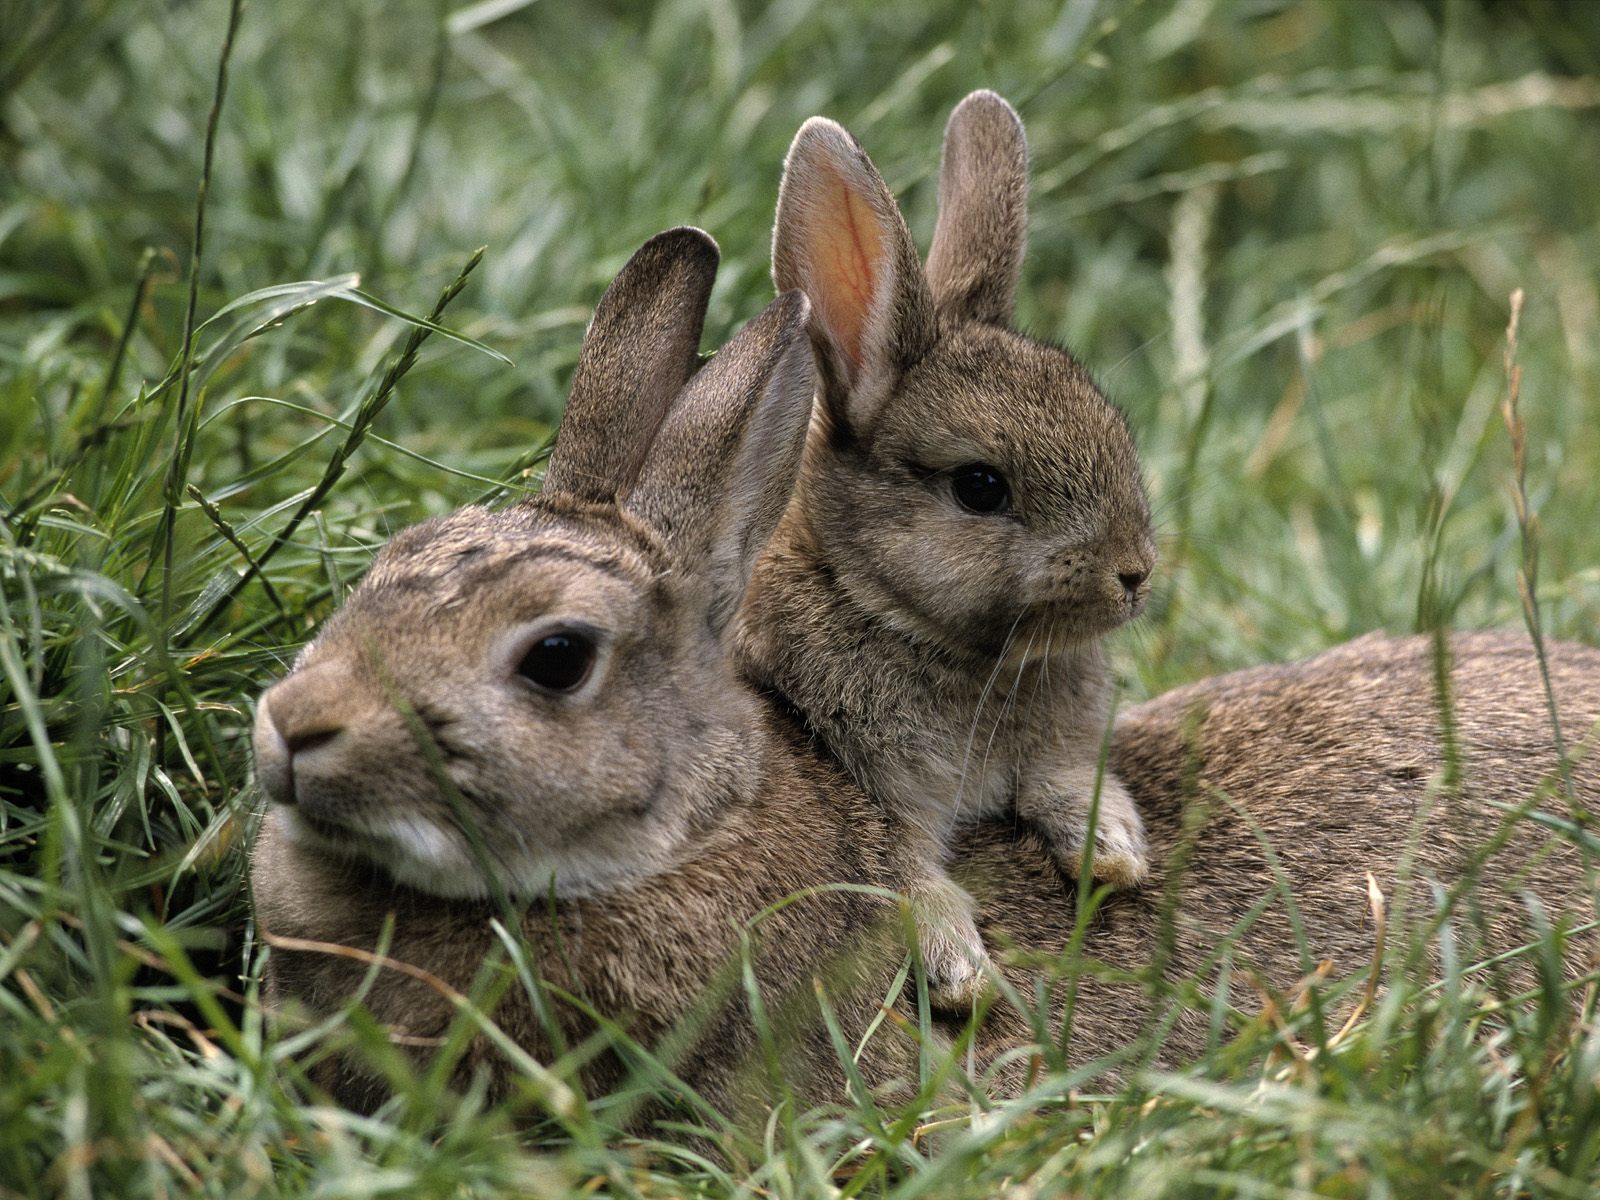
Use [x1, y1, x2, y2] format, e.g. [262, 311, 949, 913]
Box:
[1027, 541, 1155, 638]
[255, 660, 365, 809]
[252, 661, 450, 861]
[253, 673, 495, 896]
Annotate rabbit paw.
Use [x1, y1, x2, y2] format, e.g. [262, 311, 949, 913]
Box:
[1070, 812, 1149, 889]
[1029, 783, 1150, 889]
[1024, 771, 1152, 896]
[910, 876, 993, 1010]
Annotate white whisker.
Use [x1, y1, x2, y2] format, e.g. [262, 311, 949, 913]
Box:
[976, 622, 1037, 799]
[953, 609, 1027, 813]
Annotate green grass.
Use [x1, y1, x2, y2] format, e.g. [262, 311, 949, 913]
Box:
[3, 0, 1599, 1194]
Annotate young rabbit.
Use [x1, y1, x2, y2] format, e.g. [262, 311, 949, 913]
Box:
[252, 228, 918, 1116]
[737, 90, 1157, 1004]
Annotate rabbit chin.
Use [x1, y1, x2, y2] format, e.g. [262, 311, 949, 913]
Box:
[1021, 593, 1143, 646]
[276, 805, 679, 902]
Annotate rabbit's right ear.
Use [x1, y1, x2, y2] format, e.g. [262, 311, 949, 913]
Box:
[924, 90, 1029, 327]
[543, 227, 720, 503]
[772, 118, 936, 435]
[625, 290, 815, 636]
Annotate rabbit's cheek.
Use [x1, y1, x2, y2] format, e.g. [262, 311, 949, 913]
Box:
[858, 516, 1021, 626]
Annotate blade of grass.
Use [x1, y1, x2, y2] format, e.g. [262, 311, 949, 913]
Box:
[155, 0, 246, 629]
[186, 247, 487, 637]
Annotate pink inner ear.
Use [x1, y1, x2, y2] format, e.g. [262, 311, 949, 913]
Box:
[809, 165, 885, 379]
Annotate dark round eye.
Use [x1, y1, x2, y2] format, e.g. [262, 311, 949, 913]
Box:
[950, 463, 1011, 514]
[516, 632, 596, 693]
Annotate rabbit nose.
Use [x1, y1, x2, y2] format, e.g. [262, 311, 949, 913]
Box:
[282, 725, 340, 758]
[254, 662, 355, 805]
[253, 699, 296, 807]
[267, 672, 350, 752]
[1117, 569, 1148, 596]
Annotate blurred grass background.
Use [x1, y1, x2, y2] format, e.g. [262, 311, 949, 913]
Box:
[2, 0, 1599, 1195]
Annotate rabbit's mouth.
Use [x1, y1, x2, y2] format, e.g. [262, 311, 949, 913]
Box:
[290, 808, 351, 845]
[997, 592, 1144, 663]
[278, 805, 387, 863]
[1030, 594, 1139, 638]
[280, 804, 515, 900]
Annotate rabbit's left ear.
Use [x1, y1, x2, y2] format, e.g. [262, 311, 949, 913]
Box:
[772, 117, 936, 434]
[625, 290, 816, 637]
[544, 227, 719, 503]
[925, 90, 1029, 327]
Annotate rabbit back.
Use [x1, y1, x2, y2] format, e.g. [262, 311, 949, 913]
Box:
[963, 630, 1600, 1084]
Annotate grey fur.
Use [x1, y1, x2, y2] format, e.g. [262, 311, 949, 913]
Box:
[255, 629, 1600, 1119]
[746, 91, 1157, 1002]
[543, 227, 719, 502]
[925, 89, 1029, 325]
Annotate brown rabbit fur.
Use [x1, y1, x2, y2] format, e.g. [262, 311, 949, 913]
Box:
[251, 717, 914, 1122]
[252, 229, 923, 1118]
[969, 631, 1600, 1087]
[736, 91, 1157, 1004]
[256, 627, 1600, 1121]
[252, 232, 1600, 1131]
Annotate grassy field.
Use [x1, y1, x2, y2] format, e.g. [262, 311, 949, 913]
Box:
[3, 0, 1600, 1194]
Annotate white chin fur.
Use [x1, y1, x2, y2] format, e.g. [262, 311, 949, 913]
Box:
[276, 806, 674, 901]
[278, 808, 486, 899]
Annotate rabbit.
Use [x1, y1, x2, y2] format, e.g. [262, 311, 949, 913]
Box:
[735, 90, 1157, 1006]
[251, 228, 922, 1119]
[251, 235, 1600, 1127]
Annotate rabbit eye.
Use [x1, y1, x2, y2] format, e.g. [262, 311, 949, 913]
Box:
[950, 463, 1011, 515]
[517, 632, 596, 693]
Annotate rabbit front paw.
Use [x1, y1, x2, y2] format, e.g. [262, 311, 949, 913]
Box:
[909, 876, 992, 1010]
[1070, 807, 1149, 888]
[1025, 776, 1150, 889]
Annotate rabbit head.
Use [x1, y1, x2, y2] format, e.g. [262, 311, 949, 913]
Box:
[253, 228, 816, 902]
[771, 91, 1154, 658]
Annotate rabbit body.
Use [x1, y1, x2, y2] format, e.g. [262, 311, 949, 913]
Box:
[970, 630, 1600, 1084]
[254, 628, 1600, 1117]
[737, 93, 1155, 1003]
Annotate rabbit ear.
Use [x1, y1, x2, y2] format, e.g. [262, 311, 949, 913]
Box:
[772, 117, 935, 434]
[925, 90, 1029, 327]
[625, 291, 815, 636]
[543, 227, 720, 503]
